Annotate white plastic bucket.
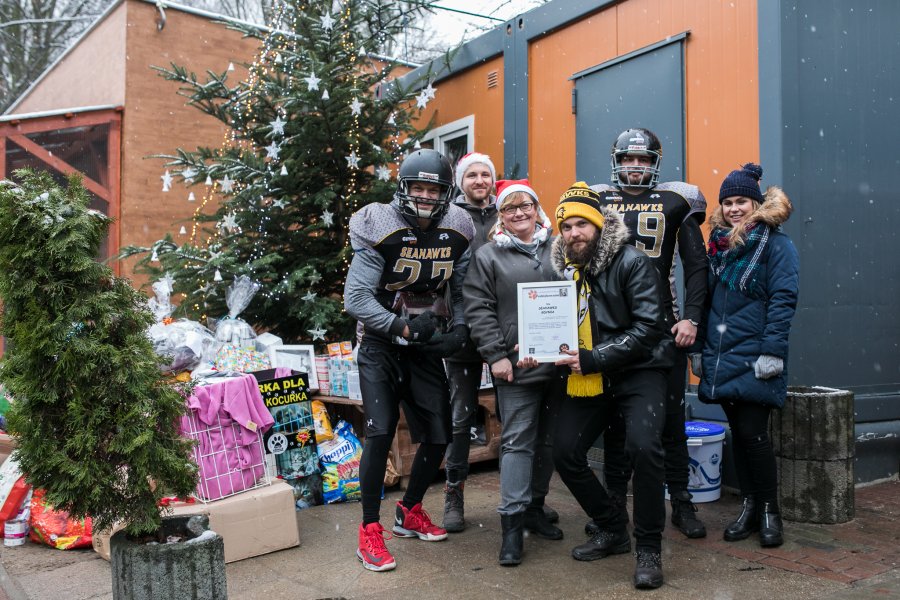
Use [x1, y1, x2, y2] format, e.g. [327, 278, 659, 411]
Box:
[685, 421, 726, 503]
[3, 519, 28, 546]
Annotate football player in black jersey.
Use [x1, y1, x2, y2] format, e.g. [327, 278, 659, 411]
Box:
[590, 128, 709, 539]
[344, 149, 475, 571]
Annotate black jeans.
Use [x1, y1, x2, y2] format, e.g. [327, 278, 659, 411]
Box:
[604, 350, 690, 496]
[554, 369, 667, 552]
[444, 360, 483, 483]
[721, 401, 778, 504]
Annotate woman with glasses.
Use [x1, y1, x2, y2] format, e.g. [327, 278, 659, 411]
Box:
[463, 179, 566, 566]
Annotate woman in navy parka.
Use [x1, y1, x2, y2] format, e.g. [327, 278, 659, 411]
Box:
[697, 163, 799, 548]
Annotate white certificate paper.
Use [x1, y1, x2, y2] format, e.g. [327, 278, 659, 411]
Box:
[517, 281, 578, 363]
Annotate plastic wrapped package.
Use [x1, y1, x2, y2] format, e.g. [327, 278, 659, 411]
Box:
[29, 489, 92, 550]
[215, 276, 261, 346]
[317, 420, 363, 504]
[214, 343, 271, 374]
[147, 279, 175, 322]
[149, 319, 218, 373]
[310, 400, 334, 444]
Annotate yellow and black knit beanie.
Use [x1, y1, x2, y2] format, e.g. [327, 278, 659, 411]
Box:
[555, 181, 605, 230]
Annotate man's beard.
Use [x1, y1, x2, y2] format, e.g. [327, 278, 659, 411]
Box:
[566, 231, 600, 265]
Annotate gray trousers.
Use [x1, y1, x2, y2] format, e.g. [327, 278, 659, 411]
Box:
[496, 377, 563, 515]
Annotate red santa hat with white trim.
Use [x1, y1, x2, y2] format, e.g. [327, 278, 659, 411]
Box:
[455, 152, 497, 189]
[490, 179, 553, 246]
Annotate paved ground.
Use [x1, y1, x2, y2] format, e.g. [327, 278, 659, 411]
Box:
[2, 467, 899, 599]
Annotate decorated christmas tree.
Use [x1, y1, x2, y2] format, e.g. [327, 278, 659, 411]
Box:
[121, 0, 440, 343]
[0, 171, 197, 536]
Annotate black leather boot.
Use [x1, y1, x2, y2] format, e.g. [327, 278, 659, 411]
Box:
[670, 489, 707, 539]
[524, 505, 563, 540]
[542, 504, 560, 524]
[758, 501, 784, 547]
[724, 495, 759, 541]
[499, 513, 524, 566]
[633, 549, 664, 589]
[571, 528, 630, 561]
[442, 481, 465, 533]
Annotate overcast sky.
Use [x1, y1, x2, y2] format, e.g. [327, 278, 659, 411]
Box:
[423, 0, 546, 49]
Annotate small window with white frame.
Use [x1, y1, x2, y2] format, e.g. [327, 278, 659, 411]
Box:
[420, 115, 474, 173]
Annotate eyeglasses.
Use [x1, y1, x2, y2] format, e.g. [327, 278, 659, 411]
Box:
[499, 202, 536, 215]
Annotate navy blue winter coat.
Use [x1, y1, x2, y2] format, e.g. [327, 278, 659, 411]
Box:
[698, 188, 799, 408]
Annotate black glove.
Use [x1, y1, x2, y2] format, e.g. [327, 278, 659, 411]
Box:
[421, 326, 468, 357]
[405, 310, 438, 343]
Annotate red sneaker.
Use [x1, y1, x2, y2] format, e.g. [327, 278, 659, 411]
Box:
[392, 502, 448, 541]
[357, 522, 396, 572]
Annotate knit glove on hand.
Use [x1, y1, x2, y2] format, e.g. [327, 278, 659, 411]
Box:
[754, 354, 784, 380]
[405, 311, 438, 343]
[421, 326, 468, 357]
[689, 353, 702, 379]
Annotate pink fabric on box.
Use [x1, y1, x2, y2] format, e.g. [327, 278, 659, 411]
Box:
[273, 367, 293, 378]
[181, 374, 275, 501]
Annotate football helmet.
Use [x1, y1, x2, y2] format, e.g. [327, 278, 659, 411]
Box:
[610, 128, 662, 188]
[395, 149, 455, 225]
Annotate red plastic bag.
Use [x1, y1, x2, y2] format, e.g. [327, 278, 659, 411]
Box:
[0, 476, 30, 536]
[28, 489, 92, 550]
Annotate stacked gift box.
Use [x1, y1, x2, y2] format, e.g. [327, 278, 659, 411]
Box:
[325, 342, 357, 398]
[253, 369, 324, 509]
[315, 355, 331, 395]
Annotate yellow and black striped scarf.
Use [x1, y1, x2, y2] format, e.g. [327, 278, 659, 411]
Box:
[564, 260, 603, 397]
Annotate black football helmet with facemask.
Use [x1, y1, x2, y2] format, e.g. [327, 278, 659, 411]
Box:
[610, 128, 663, 189]
[394, 149, 455, 227]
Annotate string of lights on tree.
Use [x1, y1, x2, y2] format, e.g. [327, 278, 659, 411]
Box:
[123, 0, 440, 344]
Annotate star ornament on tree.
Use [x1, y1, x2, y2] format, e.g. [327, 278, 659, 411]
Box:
[345, 151, 360, 169]
[308, 326, 327, 341]
[321, 209, 334, 227]
[219, 175, 234, 194]
[221, 213, 238, 231]
[161, 170, 173, 192]
[182, 167, 197, 183]
[273, 198, 287, 209]
[304, 72, 321, 91]
[302, 291, 317, 302]
[349, 97, 363, 116]
[319, 13, 336, 32]
[269, 115, 286, 136]
[265, 141, 281, 160]
[415, 91, 430, 109]
[423, 82, 437, 100]
[376, 165, 391, 181]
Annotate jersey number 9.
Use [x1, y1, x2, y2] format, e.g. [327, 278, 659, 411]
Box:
[636, 212, 666, 258]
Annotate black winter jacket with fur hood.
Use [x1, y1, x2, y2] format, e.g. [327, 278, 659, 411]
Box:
[551, 206, 674, 375]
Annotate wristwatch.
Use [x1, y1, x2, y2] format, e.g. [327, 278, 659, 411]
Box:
[687, 319, 699, 327]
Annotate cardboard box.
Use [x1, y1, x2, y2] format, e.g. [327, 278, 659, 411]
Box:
[0, 434, 15, 465]
[347, 371, 361, 400]
[93, 479, 299, 563]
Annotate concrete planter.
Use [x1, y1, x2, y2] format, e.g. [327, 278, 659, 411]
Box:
[771, 386, 855, 524]
[110, 515, 227, 600]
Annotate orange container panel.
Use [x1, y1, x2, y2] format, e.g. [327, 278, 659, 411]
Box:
[416, 56, 505, 173]
[527, 0, 760, 228]
[528, 9, 618, 211]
